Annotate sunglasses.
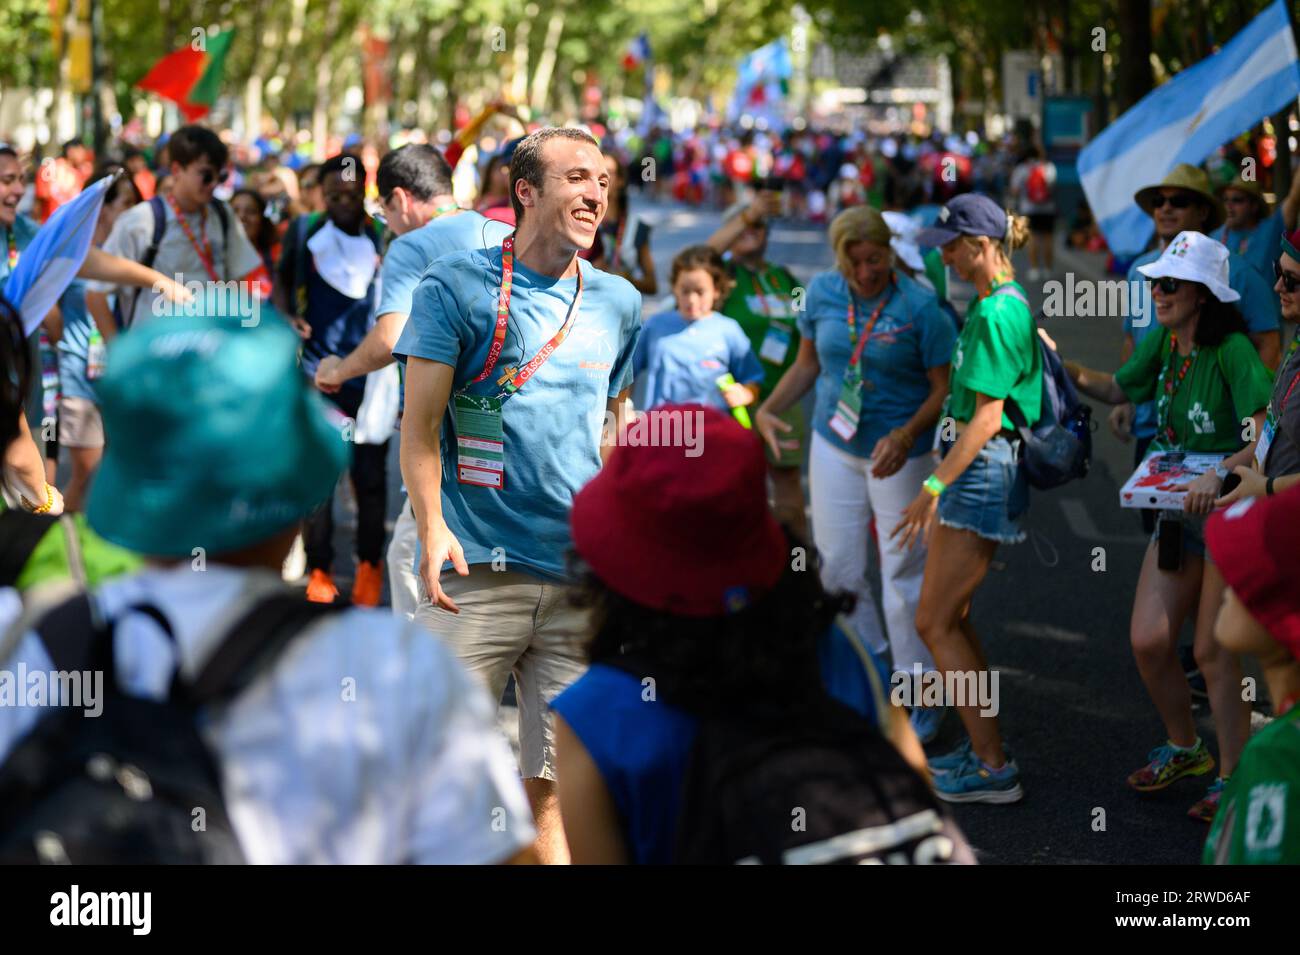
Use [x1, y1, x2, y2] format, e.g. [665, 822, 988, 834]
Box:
[1148, 277, 1184, 294]
[1275, 260, 1300, 293]
[1149, 194, 1195, 210]
[198, 167, 230, 186]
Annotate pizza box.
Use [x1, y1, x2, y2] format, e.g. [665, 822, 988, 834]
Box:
[1119, 451, 1223, 510]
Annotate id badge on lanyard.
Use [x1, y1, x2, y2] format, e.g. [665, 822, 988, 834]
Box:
[454, 235, 583, 487]
[827, 287, 890, 442]
[454, 394, 506, 488]
[759, 321, 793, 364]
[1255, 414, 1276, 468]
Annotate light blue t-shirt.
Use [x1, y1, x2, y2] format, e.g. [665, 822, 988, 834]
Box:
[54, 280, 96, 402]
[1212, 210, 1285, 284]
[631, 309, 763, 413]
[377, 210, 513, 319]
[798, 270, 956, 458]
[377, 210, 512, 415]
[393, 248, 642, 581]
[1124, 245, 1280, 439]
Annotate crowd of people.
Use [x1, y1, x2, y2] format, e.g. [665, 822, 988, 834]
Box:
[0, 104, 1298, 867]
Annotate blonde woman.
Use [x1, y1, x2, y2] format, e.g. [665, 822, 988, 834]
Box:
[893, 193, 1038, 804]
[756, 206, 955, 743]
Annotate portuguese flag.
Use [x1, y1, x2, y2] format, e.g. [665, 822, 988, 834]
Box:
[136, 29, 235, 121]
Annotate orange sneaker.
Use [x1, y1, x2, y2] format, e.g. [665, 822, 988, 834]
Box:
[306, 569, 339, 603]
[351, 560, 383, 607]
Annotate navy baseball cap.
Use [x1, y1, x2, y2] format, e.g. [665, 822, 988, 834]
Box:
[916, 193, 1009, 248]
[498, 137, 525, 164]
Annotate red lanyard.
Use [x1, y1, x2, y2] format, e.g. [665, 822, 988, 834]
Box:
[746, 265, 783, 319]
[847, 283, 893, 370]
[167, 195, 218, 282]
[470, 235, 584, 396]
[1158, 332, 1198, 445]
[1272, 335, 1300, 419]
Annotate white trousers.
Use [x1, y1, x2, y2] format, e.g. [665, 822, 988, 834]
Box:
[809, 432, 936, 675]
[386, 496, 421, 620]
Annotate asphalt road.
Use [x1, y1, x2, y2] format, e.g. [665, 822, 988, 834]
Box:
[319, 196, 1262, 864]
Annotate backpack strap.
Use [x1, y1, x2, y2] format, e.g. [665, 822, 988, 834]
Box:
[188, 593, 348, 705]
[292, 212, 325, 316]
[209, 199, 231, 278]
[986, 283, 1035, 431]
[0, 511, 58, 589]
[123, 196, 168, 327]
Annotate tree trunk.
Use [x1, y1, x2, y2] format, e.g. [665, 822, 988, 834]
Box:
[312, 0, 343, 159]
[529, 12, 565, 115]
[1116, 0, 1153, 112]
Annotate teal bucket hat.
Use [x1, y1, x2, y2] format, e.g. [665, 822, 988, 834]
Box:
[87, 313, 350, 558]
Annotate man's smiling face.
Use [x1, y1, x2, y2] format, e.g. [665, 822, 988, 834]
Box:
[0, 154, 24, 229]
[526, 139, 609, 251]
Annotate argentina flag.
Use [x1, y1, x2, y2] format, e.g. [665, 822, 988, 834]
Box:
[1078, 0, 1300, 257]
[5, 172, 114, 337]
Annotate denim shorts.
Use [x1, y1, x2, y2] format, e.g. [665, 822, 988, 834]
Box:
[937, 435, 1029, 544]
[1149, 511, 1209, 561]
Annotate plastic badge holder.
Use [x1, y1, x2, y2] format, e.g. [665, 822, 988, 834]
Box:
[1119, 451, 1223, 510]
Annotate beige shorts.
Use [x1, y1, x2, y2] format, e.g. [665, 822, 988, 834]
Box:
[58, 395, 104, 449]
[413, 564, 590, 780]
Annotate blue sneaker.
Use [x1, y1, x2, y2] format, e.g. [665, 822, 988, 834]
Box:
[932, 751, 1024, 804]
[927, 738, 973, 776]
[910, 705, 947, 744]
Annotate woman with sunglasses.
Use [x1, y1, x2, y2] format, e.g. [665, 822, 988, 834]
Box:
[1215, 228, 1300, 508]
[1065, 231, 1274, 822]
[890, 193, 1037, 804]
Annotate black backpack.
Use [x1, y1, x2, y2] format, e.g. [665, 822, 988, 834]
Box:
[989, 284, 1092, 490]
[672, 701, 976, 865]
[0, 510, 59, 589]
[116, 195, 231, 328]
[0, 590, 345, 864]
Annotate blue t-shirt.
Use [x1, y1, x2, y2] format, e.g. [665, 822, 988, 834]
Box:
[1211, 210, 1285, 284]
[377, 211, 512, 414]
[550, 618, 892, 865]
[1124, 245, 1280, 439]
[799, 270, 956, 458]
[631, 309, 763, 413]
[377, 211, 513, 319]
[393, 249, 642, 581]
[54, 280, 96, 402]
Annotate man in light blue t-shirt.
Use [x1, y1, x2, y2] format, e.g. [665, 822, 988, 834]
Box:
[315, 144, 511, 617]
[1114, 166, 1283, 535]
[1211, 172, 1300, 284]
[393, 127, 641, 864]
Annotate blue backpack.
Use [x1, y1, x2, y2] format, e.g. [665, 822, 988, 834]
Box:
[989, 284, 1092, 490]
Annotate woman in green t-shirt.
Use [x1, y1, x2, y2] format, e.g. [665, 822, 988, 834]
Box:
[892, 193, 1039, 805]
[1064, 231, 1273, 823]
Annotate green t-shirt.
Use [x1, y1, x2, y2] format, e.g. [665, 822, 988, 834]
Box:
[1113, 327, 1274, 454]
[922, 248, 948, 302]
[720, 262, 802, 399]
[1204, 702, 1300, 864]
[947, 281, 1041, 430]
[3, 504, 142, 593]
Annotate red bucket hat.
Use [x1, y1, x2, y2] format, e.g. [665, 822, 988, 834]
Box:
[570, 404, 788, 618]
[1205, 484, 1300, 660]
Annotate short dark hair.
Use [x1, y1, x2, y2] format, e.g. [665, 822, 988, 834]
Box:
[319, 153, 363, 188]
[0, 297, 31, 453]
[376, 144, 453, 202]
[509, 126, 600, 223]
[167, 125, 228, 170]
[0, 145, 18, 163]
[670, 244, 733, 299]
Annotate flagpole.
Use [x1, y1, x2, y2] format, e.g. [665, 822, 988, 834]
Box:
[89, 0, 107, 158]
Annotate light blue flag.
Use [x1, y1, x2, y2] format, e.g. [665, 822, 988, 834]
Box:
[1078, 0, 1300, 257]
[6, 173, 114, 337]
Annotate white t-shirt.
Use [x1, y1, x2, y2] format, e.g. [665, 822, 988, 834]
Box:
[1010, 160, 1058, 216]
[90, 197, 264, 327]
[0, 565, 535, 864]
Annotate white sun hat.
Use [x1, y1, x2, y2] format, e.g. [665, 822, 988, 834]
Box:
[1135, 230, 1240, 302]
[883, 211, 925, 272]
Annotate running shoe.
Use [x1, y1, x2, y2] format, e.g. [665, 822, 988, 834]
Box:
[932, 750, 1024, 804]
[351, 560, 383, 607]
[910, 705, 947, 744]
[1187, 778, 1227, 823]
[306, 568, 339, 604]
[1126, 740, 1215, 792]
[927, 738, 972, 776]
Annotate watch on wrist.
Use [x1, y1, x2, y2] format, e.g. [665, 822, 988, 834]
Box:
[1266, 476, 1277, 496]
